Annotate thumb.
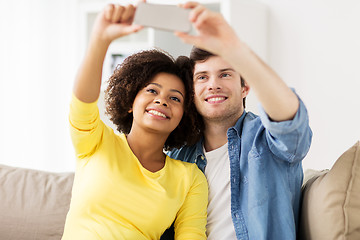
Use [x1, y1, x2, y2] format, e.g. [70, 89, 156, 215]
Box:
[122, 24, 143, 35]
[175, 31, 220, 55]
[175, 31, 201, 46]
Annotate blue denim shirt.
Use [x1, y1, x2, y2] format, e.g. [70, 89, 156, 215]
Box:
[168, 97, 312, 240]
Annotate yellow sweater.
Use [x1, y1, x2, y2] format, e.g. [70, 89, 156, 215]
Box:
[62, 95, 208, 240]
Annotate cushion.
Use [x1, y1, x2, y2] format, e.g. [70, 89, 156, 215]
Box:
[299, 141, 360, 239]
[0, 164, 74, 240]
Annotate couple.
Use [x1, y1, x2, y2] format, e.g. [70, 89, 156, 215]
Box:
[62, 2, 312, 240]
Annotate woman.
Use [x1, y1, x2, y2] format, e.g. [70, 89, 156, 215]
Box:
[62, 3, 207, 240]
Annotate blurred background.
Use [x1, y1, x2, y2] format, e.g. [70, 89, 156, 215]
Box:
[0, 0, 359, 172]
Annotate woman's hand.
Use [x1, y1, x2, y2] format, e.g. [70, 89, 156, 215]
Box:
[73, 3, 143, 103]
[91, 3, 143, 44]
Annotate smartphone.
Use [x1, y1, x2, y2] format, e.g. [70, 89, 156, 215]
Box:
[134, 3, 191, 33]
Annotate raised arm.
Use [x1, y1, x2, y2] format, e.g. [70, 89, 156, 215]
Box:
[176, 2, 299, 122]
[74, 4, 142, 103]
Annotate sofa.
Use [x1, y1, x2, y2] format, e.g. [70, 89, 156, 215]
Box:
[0, 141, 359, 240]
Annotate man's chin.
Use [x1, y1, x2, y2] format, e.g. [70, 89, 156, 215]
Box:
[202, 113, 229, 122]
[201, 109, 243, 124]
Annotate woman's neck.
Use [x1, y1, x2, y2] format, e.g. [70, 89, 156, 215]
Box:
[126, 129, 168, 172]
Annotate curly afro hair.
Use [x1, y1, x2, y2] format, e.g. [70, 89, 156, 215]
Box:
[105, 49, 201, 150]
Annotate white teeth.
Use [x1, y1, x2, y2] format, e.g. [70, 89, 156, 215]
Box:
[148, 110, 167, 118]
[207, 97, 225, 102]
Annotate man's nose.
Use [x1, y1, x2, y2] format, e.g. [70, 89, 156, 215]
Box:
[208, 77, 221, 91]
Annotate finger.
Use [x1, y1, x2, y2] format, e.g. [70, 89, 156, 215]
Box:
[189, 5, 206, 23]
[121, 25, 144, 35]
[104, 4, 115, 21]
[109, 24, 143, 40]
[194, 8, 212, 28]
[182, 2, 200, 9]
[112, 5, 125, 23]
[175, 31, 201, 46]
[121, 4, 136, 24]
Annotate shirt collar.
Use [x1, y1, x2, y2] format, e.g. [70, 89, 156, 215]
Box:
[195, 137, 205, 159]
[229, 110, 247, 138]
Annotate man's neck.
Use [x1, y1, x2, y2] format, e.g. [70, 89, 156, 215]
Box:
[203, 113, 242, 152]
[203, 123, 228, 152]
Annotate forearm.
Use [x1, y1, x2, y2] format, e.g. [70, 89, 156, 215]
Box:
[259, 96, 312, 163]
[224, 42, 299, 121]
[72, 3, 140, 103]
[73, 37, 110, 103]
[179, 3, 299, 121]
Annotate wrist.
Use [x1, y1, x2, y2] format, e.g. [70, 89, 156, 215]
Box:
[90, 27, 112, 45]
[85, 37, 110, 63]
[221, 40, 249, 68]
[89, 32, 111, 50]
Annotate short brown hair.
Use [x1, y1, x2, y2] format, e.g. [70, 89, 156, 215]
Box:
[105, 49, 201, 150]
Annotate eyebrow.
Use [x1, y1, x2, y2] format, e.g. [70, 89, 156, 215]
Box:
[148, 83, 184, 98]
[219, 68, 236, 73]
[194, 68, 236, 76]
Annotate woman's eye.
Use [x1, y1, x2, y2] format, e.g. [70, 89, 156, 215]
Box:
[170, 96, 181, 103]
[147, 89, 157, 94]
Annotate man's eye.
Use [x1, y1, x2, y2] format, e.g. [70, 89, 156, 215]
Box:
[196, 75, 207, 81]
[221, 73, 231, 78]
[170, 96, 181, 103]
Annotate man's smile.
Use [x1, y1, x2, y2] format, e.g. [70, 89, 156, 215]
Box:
[205, 95, 228, 104]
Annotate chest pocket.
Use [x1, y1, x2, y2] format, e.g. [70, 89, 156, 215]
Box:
[247, 148, 270, 209]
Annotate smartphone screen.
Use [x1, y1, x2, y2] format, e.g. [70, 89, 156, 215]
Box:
[134, 3, 191, 33]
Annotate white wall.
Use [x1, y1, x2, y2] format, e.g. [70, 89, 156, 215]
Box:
[1, 0, 359, 172]
[0, 0, 78, 172]
[254, 0, 360, 170]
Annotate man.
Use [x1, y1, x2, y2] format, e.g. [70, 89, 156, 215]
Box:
[167, 2, 312, 240]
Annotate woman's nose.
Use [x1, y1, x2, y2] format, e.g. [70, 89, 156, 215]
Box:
[154, 99, 168, 107]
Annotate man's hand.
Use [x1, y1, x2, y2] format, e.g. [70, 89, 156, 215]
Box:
[176, 1, 299, 122]
[175, 2, 241, 58]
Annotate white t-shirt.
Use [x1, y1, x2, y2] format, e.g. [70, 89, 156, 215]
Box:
[204, 143, 237, 240]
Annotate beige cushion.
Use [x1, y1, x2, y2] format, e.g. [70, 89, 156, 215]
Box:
[0, 164, 74, 240]
[299, 141, 360, 240]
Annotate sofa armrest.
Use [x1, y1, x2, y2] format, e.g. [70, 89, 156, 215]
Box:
[0, 164, 74, 240]
[298, 141, 360, 239]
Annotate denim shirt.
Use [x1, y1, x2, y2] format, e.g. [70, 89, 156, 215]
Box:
[168, 97, 312, 240]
